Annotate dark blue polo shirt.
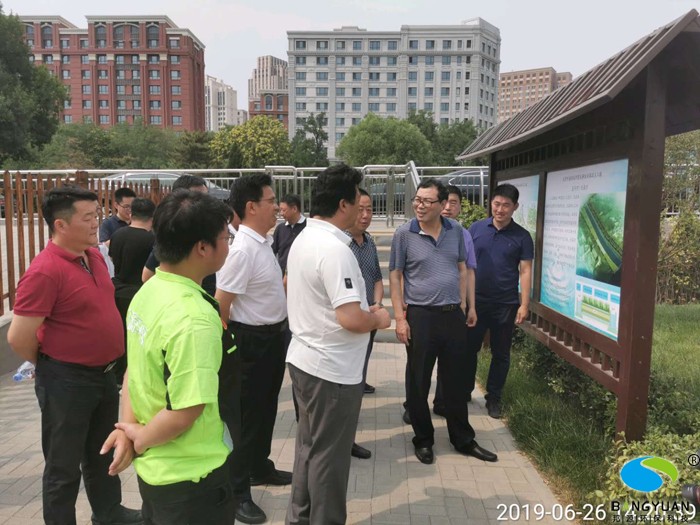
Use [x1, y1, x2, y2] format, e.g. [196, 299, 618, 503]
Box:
[99, 215, 128, 243]
[390, 216, 466, 306]
[469, 217, 534, 304]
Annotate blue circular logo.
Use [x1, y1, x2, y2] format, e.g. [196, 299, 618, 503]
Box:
[619, 456, 678, 492]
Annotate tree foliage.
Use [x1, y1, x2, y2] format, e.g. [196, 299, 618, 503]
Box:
[0, 6, 68, 163]
[336, 113, 432, 165]
[175, 130, 214, 169]
[662, 130, 700, 213]
[433, 119, 479, 165]
[210, 116, 290, 168]
[290, 113, 328, 167]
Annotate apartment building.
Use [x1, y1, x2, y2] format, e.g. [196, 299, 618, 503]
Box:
[20, 15, 206, 131]
[288, 19, 501, 159]
[498, 67, 572, 122]
[205, 75, 238, 131]
[248, 55, 288, 101]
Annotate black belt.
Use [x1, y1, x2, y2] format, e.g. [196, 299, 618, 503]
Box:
[229, 319, 288, 334]
[409, 304, 461, 313]
[39, 353, 118, 374]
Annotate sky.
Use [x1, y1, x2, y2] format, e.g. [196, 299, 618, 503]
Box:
[9, 0, 700, 102]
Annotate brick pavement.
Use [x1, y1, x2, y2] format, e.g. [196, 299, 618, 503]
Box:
[0, 342, 562, 524]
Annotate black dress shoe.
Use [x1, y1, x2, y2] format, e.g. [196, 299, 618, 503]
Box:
[235, 499, 266, 525]
[402, 409, 411, 425]
[415, 446, 434, 464]
[486, 400, 502, 419]
[432, 405, 446, 417]
[456, 440, 498, 462]
[351, 442, 372, 459]
[91, 505, 142, 525]
[363, 383, 376, 394]
[250, 468, 293, 486]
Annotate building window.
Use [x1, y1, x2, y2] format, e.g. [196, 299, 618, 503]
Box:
[387, 103, 396, 112]
[442, 56, 451, 65]
[425, 71, 434, 81]
[369, 40, 380, 50]
[173, 116, 183, 125]
[81, 55, 89, 64]
[424, 102, 433, 111]
[82, 85, 91, 94]
[117, 100, 126, 109]
[336, 40, 345, 50]
[369, 57, 380, 65]
[353, 40, 362, 50]
[441, 87, 450, 96]
[296, 102, 306, 110]
[368, 103, 379, 112]
[388, 40, 398, 50]
[409, 40, 418, 49]
[133, 100, 142, 109]
[369, 72, 379, 81]
[150, 100, 161, 109]
[440, 102, 449, 111]
[97, 54, 107, 64]
[60, 38, 69, 49]
[99, 100, 109, 108]
[408, 71, 417, 81]
[350, 117, 360, 125]
[150, 115, 162, 125]
[425, 56, 434, 65]
[171, 70, 181, 80]
[408, 102, 417, 111]
[295, 40, 306, 50]
[116, 70, 126, 79]
[149, 85, 161, 95]
[61, 70, 71, 79]
[408, 87, 417, 97]
[116, 85, 126, 95]
[149, 70, 160, 79]
[61, 55, 70, 65]
[387, 57, 397, 66]
[64, 115, 72, 123]
[336, 87, 345, 96]
[352, 72, 362, 81]
[115, 55, 125, 65]
[95, 25, 107, 48]
[425, 87, 434, 96]
[441, 117, 449, 124]
[336, 117, 345, 126]
[147, 54, 158, 64]
[368, 87, 379, 96]
[265, 95, 273, 110]
[133, 85, 141, 95]
[98, 70, 108, 79]
[316, 87, 328, 96]
[169, 38, 180, 49]
[132, 70, 141, 79]
[456, 71, 461, 80]
[296, 72, 306, 80]
[41, 25, 53, 48]
[408, 56, 417, 65]
[316, 56, 328, 65]
[82, 100, 92, 108]
[337, 72, 345, 81]
[316, 72, 328, 81]
[171, 86, 181, 95]
[131, 54, 140, 64]
[147, 25, 159, 48]
[117, 115, 127, 123]
[336, 102, 345, 110]
[129, 25, 140, 48]
[336, 56, 345, 65]
[353, 56, 362, 66]
[335, 132, 344, 141]
[352, 103, 361, 111]
[43, 55, 53, 64]
[387, 72, 397, 81]
[295, 87, 306, 96]
[113, 25, 124, 48]
[441, 71, 451, 81]
[426, 40, 435, 50]
[443, 40, 452, 50]
[98, 85, 108, 94]
[295, 56, 306, 65]
[352, 87, 361, 97]
[316, 40, 328, 49]
[316, 102, 328, 111]
[387, 87, 396, 96]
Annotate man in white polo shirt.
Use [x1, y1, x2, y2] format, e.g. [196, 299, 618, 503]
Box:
[285, 164, 391, 525]
[215, 174, 291, 525]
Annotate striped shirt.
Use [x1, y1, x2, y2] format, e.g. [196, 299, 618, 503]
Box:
[389, 217, 466, 306]
[347, 232, 382, 306]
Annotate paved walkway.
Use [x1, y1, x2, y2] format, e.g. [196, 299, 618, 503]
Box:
[0, 342, 561, 524]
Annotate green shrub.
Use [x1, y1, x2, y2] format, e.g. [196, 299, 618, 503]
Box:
[458, 198, 487, 229]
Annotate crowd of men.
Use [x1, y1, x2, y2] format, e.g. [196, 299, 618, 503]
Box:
[8, 166, 532, 525]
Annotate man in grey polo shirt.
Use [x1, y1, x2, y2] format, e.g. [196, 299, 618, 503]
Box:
[389, 178, 497, 465]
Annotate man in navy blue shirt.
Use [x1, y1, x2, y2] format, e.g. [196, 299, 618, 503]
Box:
[467, 183, 534, 419]
[99, 187, 136, 244]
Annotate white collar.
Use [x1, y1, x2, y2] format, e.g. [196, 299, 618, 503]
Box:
[285, 214, 306, 227]
[306, 218, 351, 246]
[238, 224, 272, 244]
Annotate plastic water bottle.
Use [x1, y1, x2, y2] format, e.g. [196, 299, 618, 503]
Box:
[13, 361, 35, 382]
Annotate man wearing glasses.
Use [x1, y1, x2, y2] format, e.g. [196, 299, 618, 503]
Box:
[389, 179, 497, 465]
[100, 187, 136, 244]
[215, 174, 291, 525]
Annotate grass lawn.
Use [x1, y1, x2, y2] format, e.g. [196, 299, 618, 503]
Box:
[651, 304, 700, 396]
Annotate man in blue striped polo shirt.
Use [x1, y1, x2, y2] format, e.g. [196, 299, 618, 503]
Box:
[389, 179, 497, 465]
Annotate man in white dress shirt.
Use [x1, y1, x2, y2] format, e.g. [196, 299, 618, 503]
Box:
[216, 174, 291, 525]
[285, 165, 391, 525]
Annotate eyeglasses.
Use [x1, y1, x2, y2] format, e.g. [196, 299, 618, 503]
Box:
[116, 203, 132, 210]
[412, 197, 440, 207]
[258, 196, 277, 205]
[220, 233, 235, 246]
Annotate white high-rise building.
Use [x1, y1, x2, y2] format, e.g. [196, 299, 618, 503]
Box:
[248, 55, 288, 101]
[288, 19, 501, 159]
[205, 75, 238, 132]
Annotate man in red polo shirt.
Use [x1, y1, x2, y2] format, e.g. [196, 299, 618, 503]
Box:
[8, 186, 142, 525]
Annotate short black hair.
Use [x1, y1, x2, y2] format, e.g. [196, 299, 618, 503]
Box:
[358, 188, 370, 198]
[281, 194, 301, 210]
[173, 174, 208, 192]
[153, 191, 232, 264]
[311, 164, 363, 218]
[42, 185, 98, 233]
[446, 185, 463, 201]
[130, 198, 156, 221]
[492, 183, 519, 204]
[417, 178, 448, 202]
[230, 174, 272, 220]
[115, 187, 136, 202]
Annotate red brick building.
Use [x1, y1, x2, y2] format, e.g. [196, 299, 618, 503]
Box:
[20, 15, 205, 131]
[248, 91, 289, 130]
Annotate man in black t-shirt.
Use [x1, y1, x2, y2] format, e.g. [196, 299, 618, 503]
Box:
[109, 197, 156, 385]
[272, 194, 306, 275]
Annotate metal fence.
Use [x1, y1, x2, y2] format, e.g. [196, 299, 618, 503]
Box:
[0, 164, 489, 314]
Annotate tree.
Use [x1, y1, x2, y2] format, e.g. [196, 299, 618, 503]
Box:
[432, 119, 479, 165]
[663, 130, 700, 213]
[106, 122, 179, 168]
[31, 123, 113, 169]
[210, 116, 290, 168]
[0, 5, 67, 164]
[175, 130, 214, 168]
[290, 113, 328, 167]
[406, 110, 438, 147]
[336, 113, 432, 166]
